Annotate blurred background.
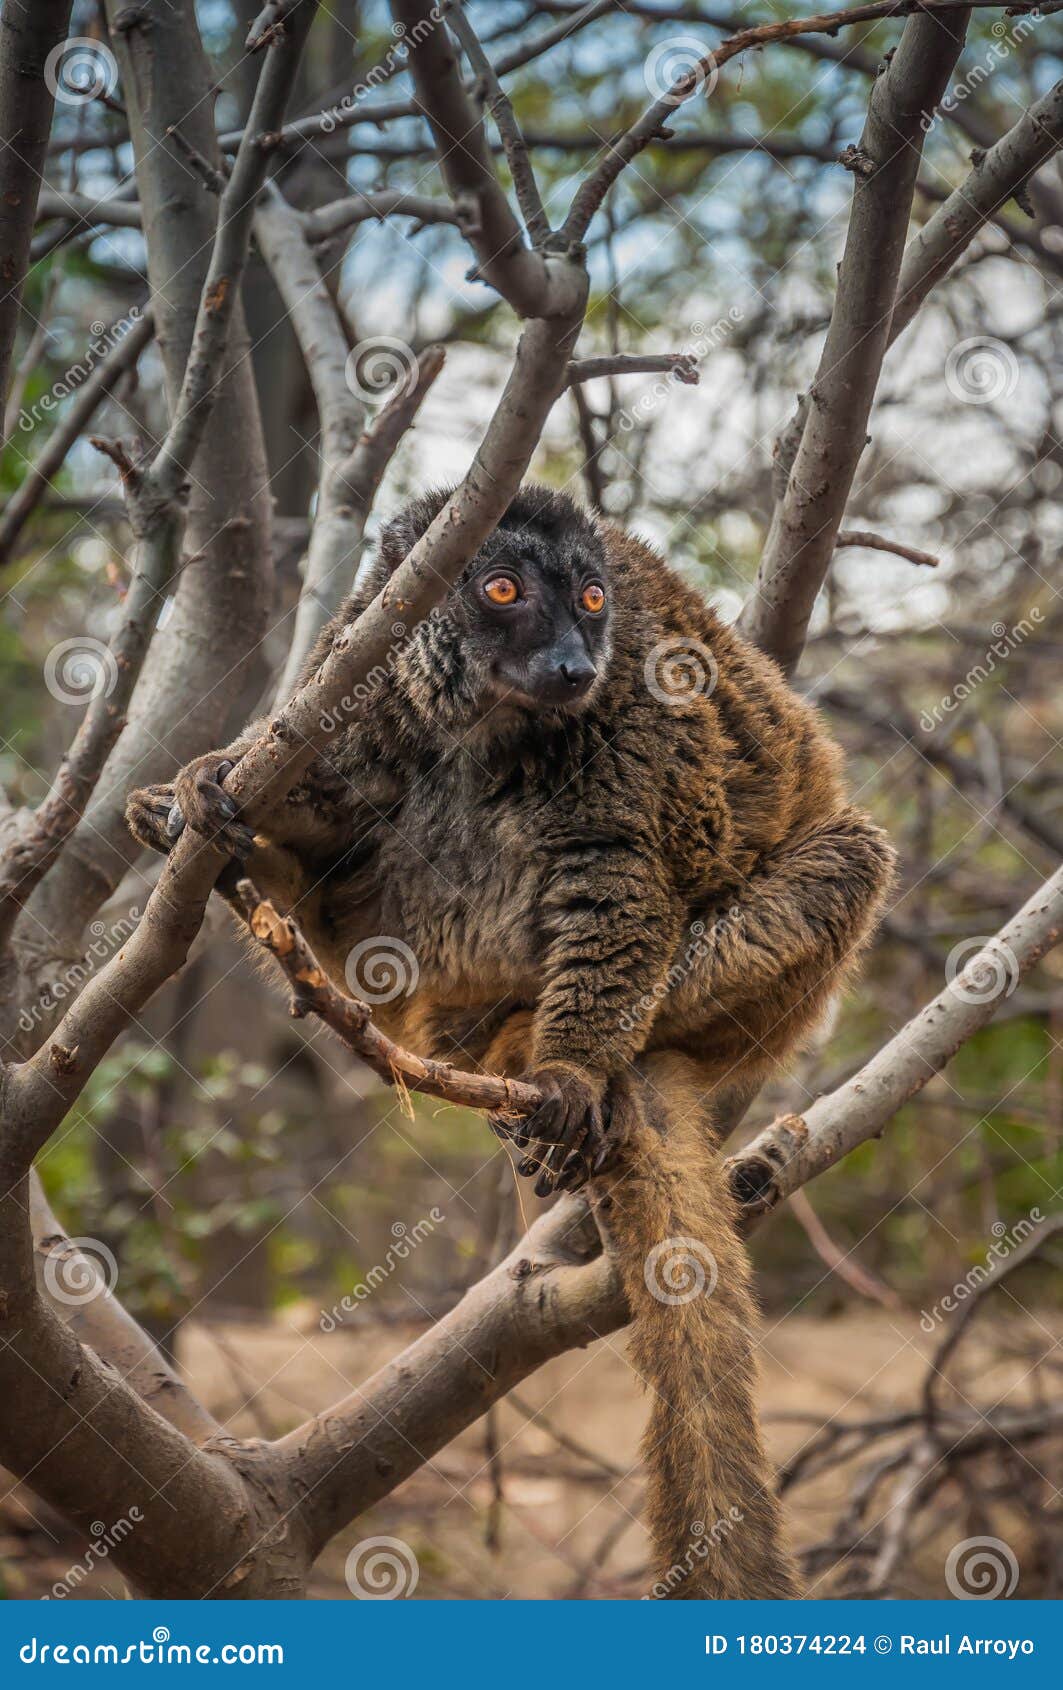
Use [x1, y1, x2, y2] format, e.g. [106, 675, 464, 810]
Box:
[1, 0, 1060, 1599]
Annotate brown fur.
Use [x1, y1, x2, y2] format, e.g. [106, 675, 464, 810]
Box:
[127, 485, 896, 1597]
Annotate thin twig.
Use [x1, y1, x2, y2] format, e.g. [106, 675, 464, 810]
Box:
[448, 0, 552, 246]
[836, 529, 940, 568]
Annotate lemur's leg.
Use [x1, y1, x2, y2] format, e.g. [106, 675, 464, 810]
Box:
[660, 807, 895, 1081]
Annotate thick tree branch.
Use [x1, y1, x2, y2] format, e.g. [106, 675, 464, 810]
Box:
[276, 855, 1063, 1547]
[0, 7, 315, 964]
[448, 0, 551, 246]
[892, 77, 1063, 340]
[738, 10, 969, 674]
[389, 0, 584, 319]
[0, 0, 74, 437]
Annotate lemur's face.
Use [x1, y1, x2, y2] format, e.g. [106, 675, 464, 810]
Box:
[453, 517, 612, 714]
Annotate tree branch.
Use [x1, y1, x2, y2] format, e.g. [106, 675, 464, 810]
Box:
[737, 9, 970, 673]
[0, 0, 75, 438]
[892, 77, 1063, 340]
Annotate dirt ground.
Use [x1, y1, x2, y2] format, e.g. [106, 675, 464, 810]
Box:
[1, 1306, 1054, 1601]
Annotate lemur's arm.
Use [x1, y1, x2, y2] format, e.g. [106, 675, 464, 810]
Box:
[510, 827, 684, 1194]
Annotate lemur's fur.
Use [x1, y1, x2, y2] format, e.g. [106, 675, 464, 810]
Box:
[128, 485, 895, 1598]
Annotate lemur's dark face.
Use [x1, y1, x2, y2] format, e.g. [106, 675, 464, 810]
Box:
[453, 514, 612, 714]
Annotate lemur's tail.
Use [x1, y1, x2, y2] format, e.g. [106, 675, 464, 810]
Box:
[597, 1077, 799, 1599]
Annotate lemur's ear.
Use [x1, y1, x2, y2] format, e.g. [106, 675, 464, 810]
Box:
[377, 485, 457, 571]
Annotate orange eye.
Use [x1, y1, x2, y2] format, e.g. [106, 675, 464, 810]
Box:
[484, 575, 519, 606]
[581, 583, 606, 614]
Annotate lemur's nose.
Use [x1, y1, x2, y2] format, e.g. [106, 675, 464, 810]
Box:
[560, 655, 597, 691]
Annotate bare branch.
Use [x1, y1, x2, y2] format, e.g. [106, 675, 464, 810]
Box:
[233, 880, 542, 1115]
[389, 0, 583, 319]
[835, 529, 939, 567]
[893, 77, 1063, 340]
[738, 10, 969, 673]
[568, 352, 698, 385]
[280, 1194, 622, 1553]
[0, 307, 153, 568]
[729, 861, 1063, 1215]
[448, 0, 551, 246]
[0, 0, 75, 438]
[301, 189, 459, 241]
[561, 3, 1002, 244]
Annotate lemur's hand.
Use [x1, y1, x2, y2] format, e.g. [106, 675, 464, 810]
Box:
[126, 781, 179, 855]
[494, 1063, 608, 1197]
[128, 752, 254, 862]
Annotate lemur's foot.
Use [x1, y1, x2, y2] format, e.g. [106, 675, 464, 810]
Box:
[168, 754, 255, 860]
[492, 1065, 607, 1197]
[126, 782, 178, 855]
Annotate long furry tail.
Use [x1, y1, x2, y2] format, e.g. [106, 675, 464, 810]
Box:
[597, 1075, 799, 1599]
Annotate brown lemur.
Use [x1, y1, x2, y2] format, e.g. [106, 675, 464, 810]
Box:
[127, 484, 895, 1599]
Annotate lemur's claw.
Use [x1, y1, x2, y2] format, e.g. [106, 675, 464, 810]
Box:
[126, 782, 179, 855]
[170, 752, 253, 861]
